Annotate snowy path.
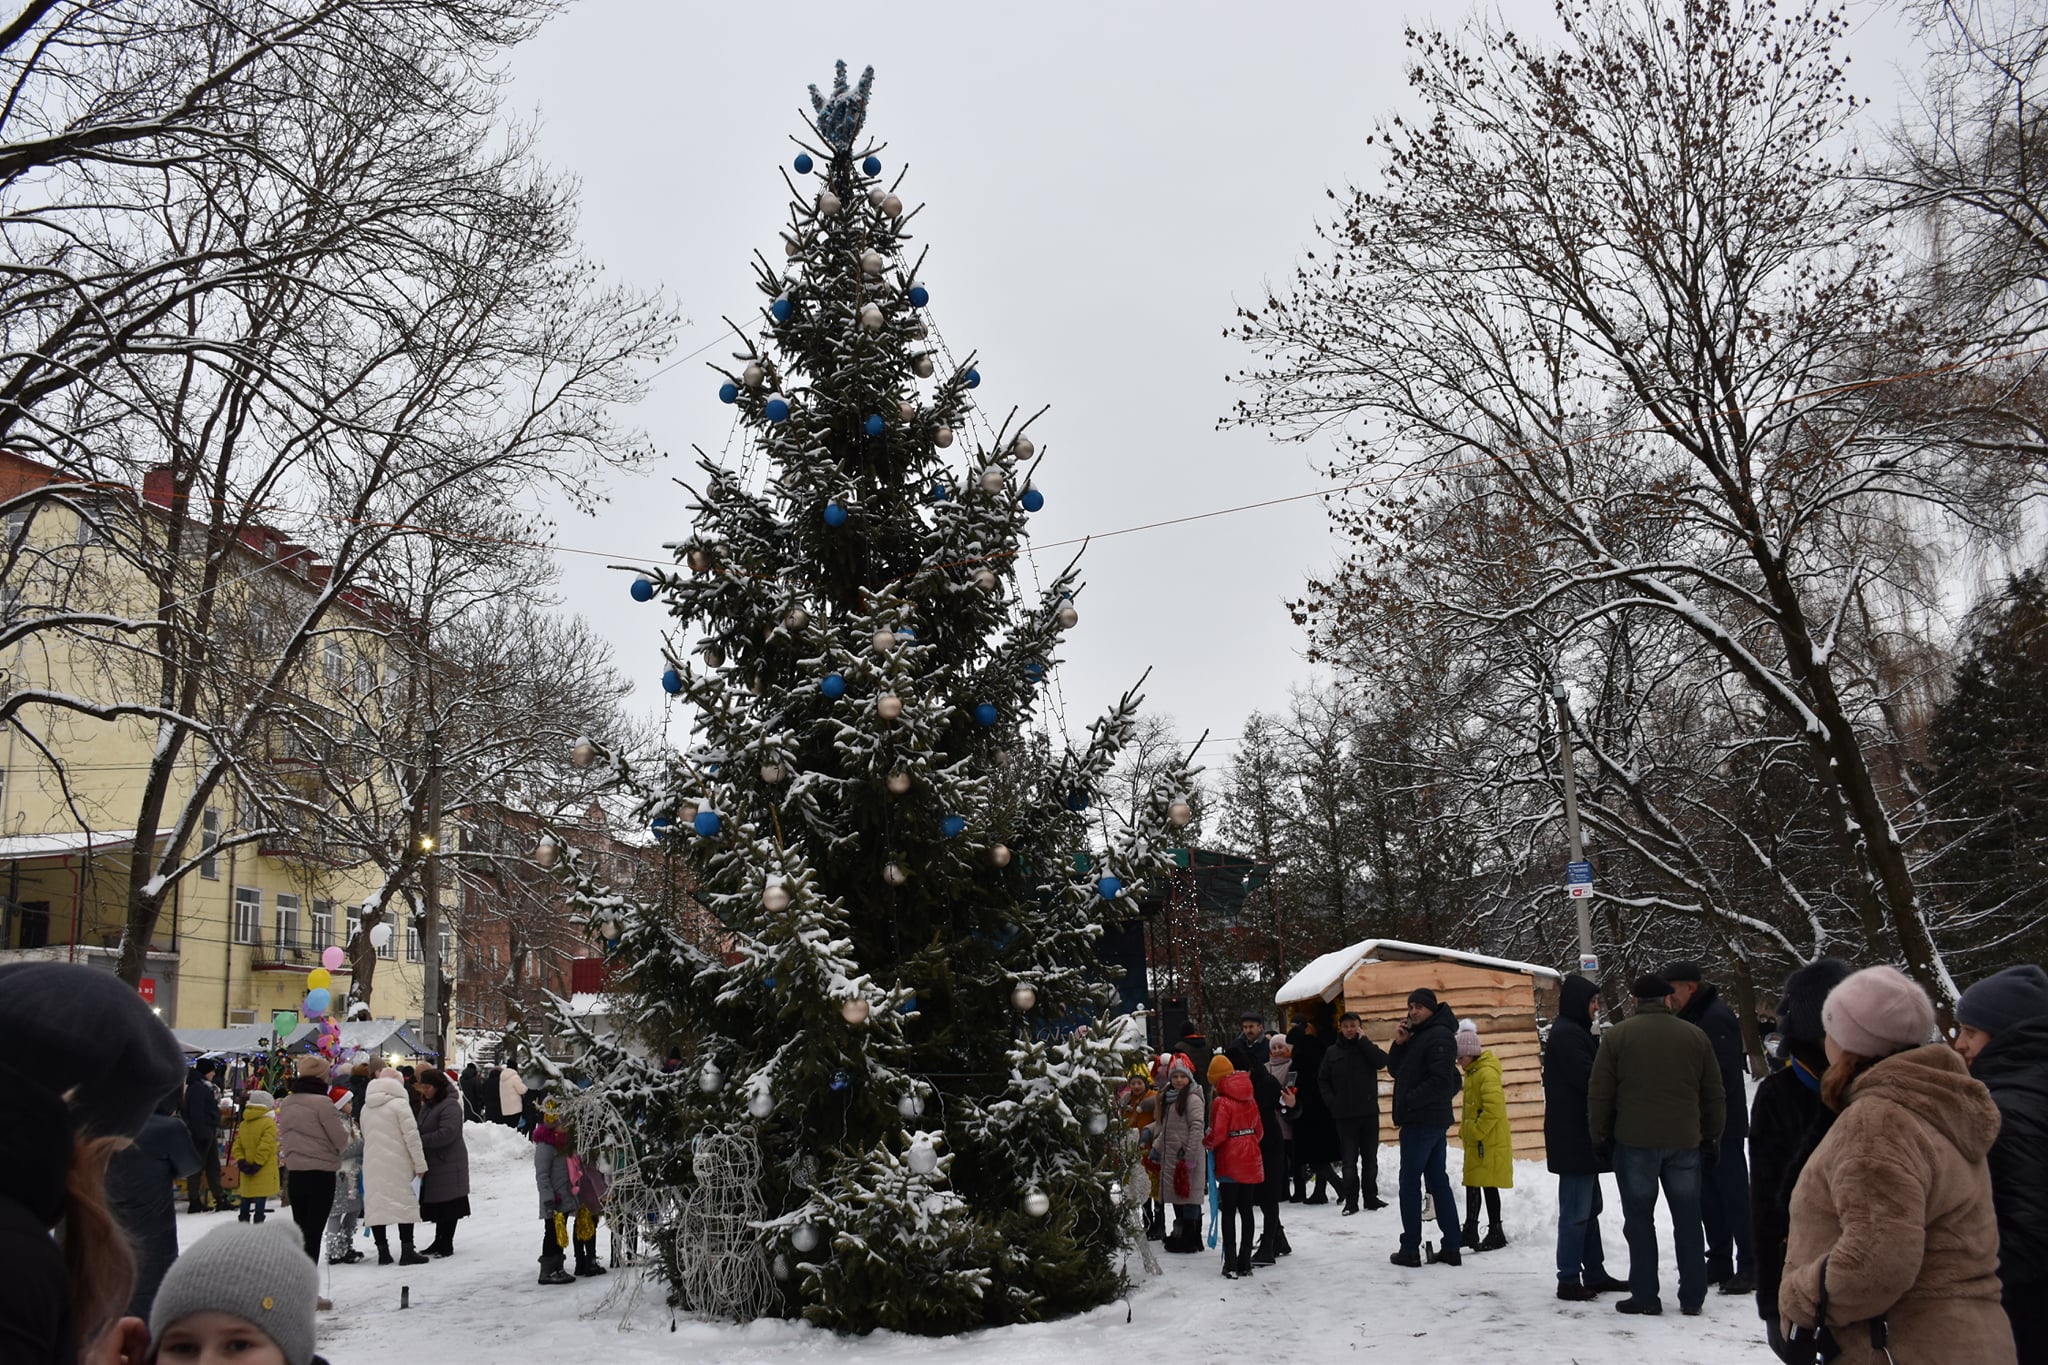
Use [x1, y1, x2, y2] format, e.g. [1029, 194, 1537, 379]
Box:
[178, 1124, 1778, 1363]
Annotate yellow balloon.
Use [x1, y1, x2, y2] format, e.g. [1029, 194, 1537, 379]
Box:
[307, 968, 332, 990]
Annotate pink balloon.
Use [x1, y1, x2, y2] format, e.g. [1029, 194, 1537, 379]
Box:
[321, 946, 346, 970]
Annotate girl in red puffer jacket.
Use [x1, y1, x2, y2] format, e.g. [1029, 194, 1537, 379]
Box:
[1206, 1058, 1265, 1280]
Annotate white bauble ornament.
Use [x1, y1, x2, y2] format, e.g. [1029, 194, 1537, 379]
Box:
[759, 762, 784, 784]
[783, 237, 800, 258]
[791, 1224, 820, 1253]
[867, 187, 886, 207]
[749, 1090, 775, 1119]
[785, 606, 808, 629]
[817, 190, 841, 215]
[1108, 1182, 1122, 1201]
[861, 250, 885, 275]
[932, 425, 953, 448]
[886, 770, 912, 795]
[570, 737, 595, 767]
[897, 1093, 925, 1118]
[840, 998, 871, 1025]
[773, 1254, 791, 1281]
[1087, 1112, 1109, 1135]
[1023, 1189, 1050, 1218]
[1056, 603, 1079, 629]
[860, 303, 883, 332]
[907, 1138, 938, 1175]
[1010, 982, 1037, 1012]
[743, 362, 765, 388]
[598, 918, 620, 940]
[699, 1063, 723, 1094]
[678, 800, 700, 823]
[1168, 798, 1194, 827]
[883, 861, 908, 886]
[1013, 434, 1035, 459]
[909, 321, 928, 339]
[762, 882, 790, 912]
[990, 843, 1011, 867]
[877, 694, 903, 720]
[701, 642, 725, 668]
[534, 836, 559, 869]
[975, 568, 998, 591]
[912, 355, 935, 379]
[882, 193, 904, 218]
[897, 400, 914, 422]
[871, 628, 897, 654]
[979, 466, 1005, 493]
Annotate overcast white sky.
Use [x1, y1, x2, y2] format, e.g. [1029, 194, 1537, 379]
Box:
[506, 0, 1922, 776]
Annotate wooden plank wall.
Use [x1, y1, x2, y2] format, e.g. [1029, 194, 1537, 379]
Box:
[1296, 958, 1550, 1165]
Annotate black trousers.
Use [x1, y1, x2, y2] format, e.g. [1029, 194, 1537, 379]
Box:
[1334, 1115, 1379, 1204]
[187, 1135, 224, 1211]
[285, 1170, 336, 1260]
[1219, 1183, 1256, 1265]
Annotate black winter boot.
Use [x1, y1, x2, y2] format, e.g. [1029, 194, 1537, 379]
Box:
[1275, 1227, 1293, 1257]
[1250, 1230, 1279, 1267]
[371, 1225, 393, 1266]
[1477, 1224, 1507, 1252]
[1461, 1218, 1480, 1251]
[574, 1238, 606, 1276]
[397, 1223, 429, 1266]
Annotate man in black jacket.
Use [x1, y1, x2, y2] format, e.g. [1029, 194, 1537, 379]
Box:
[1386, 988, 1463, 1267]
[181, 1057, 227, 1213]
[1664, 959, 1754, 1296]
[1225, 1012, 1270, 1072]
[1545, 973, 1628, 1301]
[1321, 1011, 1390, 1214]
[1956, 964, 2048, 1365]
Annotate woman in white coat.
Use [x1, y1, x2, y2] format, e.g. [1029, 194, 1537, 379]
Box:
[359, 1068, 429, 1265]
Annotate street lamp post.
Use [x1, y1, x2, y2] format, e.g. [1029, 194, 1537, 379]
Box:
[1551, 684, 1597, 982]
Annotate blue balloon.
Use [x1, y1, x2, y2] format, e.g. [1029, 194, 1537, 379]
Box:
[965, 368, 981, 388]
[629, 577, 655, 602]
[661, 667, 683, 695]
[941, 815, 966, 838]
[823, 500, 848, 527]
[771, 296, 792, 322]
[1066, 789, 1090, 811]
[693, 810, 721, 838]
[973, 702, 998, 727]
[865, 414, 885, 436]
[1020, 488, 1044, 512]
[718, 381, 738, 404]
[862, 155, 881, 176]
[1097, 875, 1123, 901]
[765, 397, 791, 423]
[908, 285, 930, 308]
[794, 152, 814, 174]
[304, 988, 331, 1017]
[929, 481, 950, 502]
[820, 672, 846, 699]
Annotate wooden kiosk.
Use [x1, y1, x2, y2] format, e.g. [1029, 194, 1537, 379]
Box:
[1274, 939, 1563, 1165]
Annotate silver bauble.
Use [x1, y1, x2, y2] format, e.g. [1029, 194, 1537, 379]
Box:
[1013, 434, 1035, 459]
[979, 466, 1005, 493]
[1056, 603, 1079, 629]
[1010, 982, 1037, 1012]
[912, 355, 935, 379]
[872, 628, 897, 653]
[882, 193, 904, 217]
[743, 362, 764, 388]
[897, 1093, 925, 1118]
[975, 568, 998, 591]
[1023, 1189, 1050, 1218]
[1168, 799, 1195, 826]
[990, 843, 1011, 867]
[762, 883, 790, 912]
[886, 770, 912, 794]
[861, 249, 885, 275]
[792, 1224, 820, 1253]
[907, 1139, 938, 1175]
[840, 997, 871, 1025]
[932, 425, 953, 449]
[700, 642, 725, 668]
[883, 861, 908, 886]
[785, 606, 808, 629]
[877, 694, 904, 720]
[759, 762, 784, 784]
[698, 1063, 722, 1094]
[860, 303, 884, 332]
[817, 191, 841, 215]
[749, 1090, 775, 1119]
[897, 400, 915, 422]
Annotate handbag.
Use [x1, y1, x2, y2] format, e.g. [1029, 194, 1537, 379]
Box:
[1779, 1256, 1894, 1365]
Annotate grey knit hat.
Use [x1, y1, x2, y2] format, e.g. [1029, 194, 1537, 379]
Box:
[149, 1222, 317, 1365]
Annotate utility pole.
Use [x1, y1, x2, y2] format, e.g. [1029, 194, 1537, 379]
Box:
[421, 721, 444, 1059]
[1551, 684, 1597, 982]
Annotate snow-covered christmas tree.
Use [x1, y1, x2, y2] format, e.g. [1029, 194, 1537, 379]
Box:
[558, 63, 1198, 1334]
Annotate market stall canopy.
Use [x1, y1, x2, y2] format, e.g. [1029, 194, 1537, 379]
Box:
[281, 1017, 430, 1057]
[1275, 937, 1561, 1007]
[173, 1024, 280, 1056]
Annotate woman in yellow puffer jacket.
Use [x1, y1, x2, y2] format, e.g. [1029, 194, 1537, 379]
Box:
[1457, 1021, 1513, 1252]
[230, 1089, 282, 1222]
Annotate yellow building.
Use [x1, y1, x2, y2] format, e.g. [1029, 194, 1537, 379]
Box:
[0, 452, 442, 1033]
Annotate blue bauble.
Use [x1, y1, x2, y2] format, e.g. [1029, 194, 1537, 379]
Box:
[629, 577, 655, 602]
[794, 152, 814, 174]
[929, 481, 950, 503]
[830, 1068, 852, 1092]
[823, 500, 848, 527]
[820, 672, 847, 699]
[898, 995, 918, 1014]
[718, 381, 738, 404]
[973, 702, 998, 727]
[771, 296, 793, 322]
[693, 809, 721, 838]
[1097, 875, 1123, 900]
[865, 414, 885, 436]
[862, 155, 882, 176]
[965, 368, 981, 388]
[765, 397, 791, 423]
[651, 815, 673, 835]
[908, 285, 930, 308]
[1066, 789, 1090, 811]
[1025, 660, 1045, 682]
[897, 627, 916, 640]
[661, 667, 683, 695]
[941, 815, 966, 838]
[1021, 488, 1044, 512]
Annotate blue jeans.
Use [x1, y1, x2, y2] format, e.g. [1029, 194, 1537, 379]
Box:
[1700, 1139, 1753, 1278]
[1613, 1143, 1706, 1310]
[1555, 1172, 1611, 1283]
[237, 1194, 269, 1221]
[1397, 1126, 1460, 1254]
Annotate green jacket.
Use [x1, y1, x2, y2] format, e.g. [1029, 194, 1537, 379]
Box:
[1587, 1001, 1726, 1151]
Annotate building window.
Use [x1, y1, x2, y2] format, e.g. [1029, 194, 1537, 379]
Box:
[354, 655, 376, 695]
[311, 898, 333, 951]
[199, 808, 220, 879]
[75, 512, 104, 547]
[233, 888, 262, 945]
[321, 637, 344, 683]
[274, 892, 300, 954]
[377, 911, 395, 960]
[405, 919, 422, 962]
[2, 506, 27, 548]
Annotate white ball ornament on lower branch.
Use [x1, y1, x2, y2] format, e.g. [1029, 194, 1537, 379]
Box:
[1055, 602, 1079, 629]
[700, 642, 725, 668]
[1022, 1189, 1051, 1218]
[979, 466, 1005, 494]
[687, 547, 714, 573]
[932, 425, 953, 449]
[876, 693, 903, 721]
[886, 770, 912, 794]
[759, 761, 784, 784]
[859, 303, 884, 332]
[1087, 1112, 1110, 1135]
[699, 1062, 723, 1094]
[871, 628, 897, 654]
[975, 568, 998, 591]
[912, 354, 935, 379]
[784, 606, 808, 630]
[861, 249, 886, 275]
[1168, 798, 1195, 827]
[783, 237, 801, 258]
[817, 190, 841, 216]
[772, 1254, 791, 1282]
[882, 193, 903, 218]
[1012, 434, 1035, 459]
[883, 861, 908, 886]
[840, 997, 871, 1026]
[749, 1090, 775, 1119]
[896, 400, 914, 422]
[897, 1092, 925, 1119]
[743, 362, 764, 389]
[907, 1137, 938, 1176]
[990, 843, 1012, 868]
[791, 1224, 821, 1254]
[762, 882, 790, 912]
[1010, 982, 1037, 1012]
[867, 187, 886, 208]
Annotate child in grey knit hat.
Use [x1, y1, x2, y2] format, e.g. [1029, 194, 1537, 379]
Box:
[147, 1221, 326, 1365]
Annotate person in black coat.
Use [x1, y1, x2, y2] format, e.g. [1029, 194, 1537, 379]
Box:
[1244, 1048, 1292, 1265]
[458, 1062, 489, 1122]
[1664, 959, 1755, 1294]
[1286, 1010, 1341, 1202]
[1956, 964, 2048, 1365]
[106, 1090, 202, 1319]
[1545, 973, 1627, 1300]
[1387, 989, 1463, 1265]
[181, 1057, 227, 1213]
[1747, 956, 1850, 1356]
[1320, 1012, 1390, 1213]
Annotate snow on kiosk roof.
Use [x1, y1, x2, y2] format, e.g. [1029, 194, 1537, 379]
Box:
[1275, 938, 1562, 1007]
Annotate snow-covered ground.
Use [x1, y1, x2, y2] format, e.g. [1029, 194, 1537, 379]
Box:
[176, 1124, 1779, 1363]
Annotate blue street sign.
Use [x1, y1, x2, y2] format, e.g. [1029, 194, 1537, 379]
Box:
[1566, 861, 1593, 884]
